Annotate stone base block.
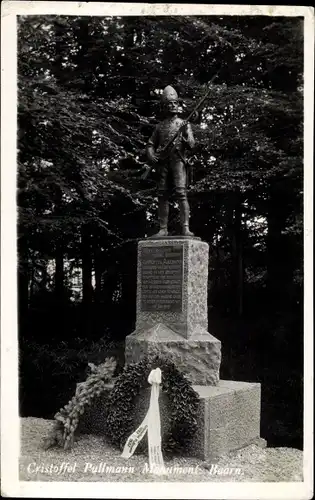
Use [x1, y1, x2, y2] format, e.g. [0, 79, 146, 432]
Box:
[190, 380, 262, 460]
[79, 379, 262, 462]
[125, 323, 221, 386]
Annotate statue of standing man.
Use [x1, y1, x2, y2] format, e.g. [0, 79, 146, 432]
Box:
[146, 85, 195, 237]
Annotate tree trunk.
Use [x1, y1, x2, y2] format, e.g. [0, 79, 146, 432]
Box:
[94, 243, 103, 305]
[82, 225, 93, 304]
[238, 241, 244, 316]
[40, 257, 48, 290]
[234, 195, 244, 317]
[266, 186, 287, 306]
[18, 236, 29, 336]
[29, 257, 35, 303]
[81, 225, 93, 334]
[55, 243, 64, 301]
[230, 191, 244, 317]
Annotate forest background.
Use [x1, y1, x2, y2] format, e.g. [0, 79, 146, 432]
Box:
[18, 15, 304, 449]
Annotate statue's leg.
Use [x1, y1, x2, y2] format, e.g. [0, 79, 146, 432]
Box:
[173, 160, 194, 236]
[154, 166, 169, 237]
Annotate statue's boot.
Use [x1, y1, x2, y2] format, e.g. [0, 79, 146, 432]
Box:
[153, 228, 168, 237]
[182, 224, 194, 237]
[179, 198, 194, 237]
[153, 198, 169, 237]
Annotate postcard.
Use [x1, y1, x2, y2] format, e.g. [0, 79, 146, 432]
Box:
[1, 2, 314, 498]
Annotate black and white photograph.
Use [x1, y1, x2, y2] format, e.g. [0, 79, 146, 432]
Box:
[1, 2, 314, 498]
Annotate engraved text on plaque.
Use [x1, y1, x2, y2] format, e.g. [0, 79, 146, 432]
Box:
[140, 246, 183, 312]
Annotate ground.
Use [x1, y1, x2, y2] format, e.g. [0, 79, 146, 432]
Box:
[19, 417, 303, 482]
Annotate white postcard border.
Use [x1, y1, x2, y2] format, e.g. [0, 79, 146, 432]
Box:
[1, 2, 314, 499]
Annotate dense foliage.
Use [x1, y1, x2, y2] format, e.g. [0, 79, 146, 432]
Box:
[18, 15, 303, 448]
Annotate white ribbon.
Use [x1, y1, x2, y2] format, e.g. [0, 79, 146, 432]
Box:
[121, 367, 167, 475]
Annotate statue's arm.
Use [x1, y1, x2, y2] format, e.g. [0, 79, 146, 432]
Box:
[183, 122, 195, 150]
[146, 125, 159, 164]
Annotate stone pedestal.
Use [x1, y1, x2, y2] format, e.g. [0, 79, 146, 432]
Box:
[125, 323, 221, 386]
[125, 238, 221, 386]
[123, 237, 263, 458]
[79, 238, 263, 460]
[135, 238, 210, 338]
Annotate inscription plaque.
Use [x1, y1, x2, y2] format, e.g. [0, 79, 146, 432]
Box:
[140, 245, 183, 312]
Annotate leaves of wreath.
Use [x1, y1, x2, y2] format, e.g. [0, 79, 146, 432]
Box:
[106, 355, 200, 455]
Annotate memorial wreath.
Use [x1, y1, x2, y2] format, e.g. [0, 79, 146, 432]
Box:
[106, 355, 200, 455]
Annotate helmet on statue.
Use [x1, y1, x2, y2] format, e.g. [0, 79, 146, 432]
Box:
[161, 85, 179, 115]
[161, 85, 179, 103]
